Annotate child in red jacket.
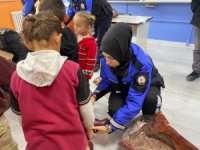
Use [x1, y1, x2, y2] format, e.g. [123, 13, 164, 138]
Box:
[73, 12, 97, 80]
[11, 11, 94, 150]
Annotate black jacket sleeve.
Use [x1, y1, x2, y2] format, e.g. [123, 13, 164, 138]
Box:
[60, 27, 78, 62]
[5, 30, 29, 63]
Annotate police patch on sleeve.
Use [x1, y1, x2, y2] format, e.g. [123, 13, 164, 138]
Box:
[72, 0, 87, 11]
[80, 2, 86, 10]
[137, 74, 147, 85]
[133, 72, 149, 92]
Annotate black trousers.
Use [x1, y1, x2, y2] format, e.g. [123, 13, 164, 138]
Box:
[108, 86, 162, 117]
[94, 14, 112, 65]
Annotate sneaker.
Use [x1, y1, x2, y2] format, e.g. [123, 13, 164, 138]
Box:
[186, 71, 200, 81]
[94, 64, 100, 72]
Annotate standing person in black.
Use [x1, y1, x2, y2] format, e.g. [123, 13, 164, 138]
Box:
[0, 28, 29, 63]
[187, 0, 200, 81]
[66, 0, 113, 71]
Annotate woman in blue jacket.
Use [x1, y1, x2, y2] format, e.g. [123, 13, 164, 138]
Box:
[91, 23, 165, 133]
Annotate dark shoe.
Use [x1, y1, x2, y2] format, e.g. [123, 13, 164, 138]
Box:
[94, 64, 100, 72]
[186, 71, 200, 81]
[94, 118, 109, 126]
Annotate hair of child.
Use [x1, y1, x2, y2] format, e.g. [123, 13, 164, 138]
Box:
[38, 0, 66, 22]
[75, 11, 95, 27]
[21, 11, 62, 43]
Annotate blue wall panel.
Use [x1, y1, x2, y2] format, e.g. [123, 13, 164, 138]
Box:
[150, 21, 192, 42]
[110, 3, 128, 14]
[111, 3, 194, 43]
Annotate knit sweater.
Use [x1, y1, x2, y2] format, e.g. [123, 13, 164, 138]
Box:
[78, 36, 97, 79]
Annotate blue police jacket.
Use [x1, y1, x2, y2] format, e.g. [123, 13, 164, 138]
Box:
[22, 0, 35, 16]
[95, 43, 153, 130]
[67, 0, 93, 16]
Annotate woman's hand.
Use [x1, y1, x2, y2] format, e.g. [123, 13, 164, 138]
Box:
[93, 77, 102, 85]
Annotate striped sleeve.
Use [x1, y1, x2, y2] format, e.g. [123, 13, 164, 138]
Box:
[76, 68, 91, 105]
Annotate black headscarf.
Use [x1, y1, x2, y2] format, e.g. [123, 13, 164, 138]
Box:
[100, 22, 133, 76]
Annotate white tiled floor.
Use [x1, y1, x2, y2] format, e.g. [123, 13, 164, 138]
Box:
[5, 40, 200, 149]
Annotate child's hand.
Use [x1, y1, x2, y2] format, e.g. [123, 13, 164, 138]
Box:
[86, 129, 94, 140]
[92, 125, 111, 134]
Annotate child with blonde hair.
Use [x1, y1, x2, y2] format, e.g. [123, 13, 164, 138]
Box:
[73, 12, 97, 80]
[10, 11, 94, 150]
